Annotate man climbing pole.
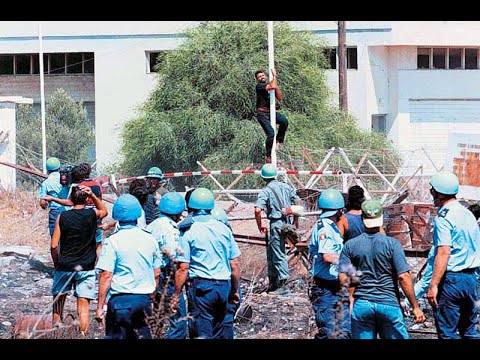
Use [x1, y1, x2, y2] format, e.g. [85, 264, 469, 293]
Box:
[254, 68, 288, 164]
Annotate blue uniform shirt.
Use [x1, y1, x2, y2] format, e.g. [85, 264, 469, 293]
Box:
[146, 214, 180, 263]
[255, 180, 301, 220]
[96, 226, 163, 295]
[177, 214, 240, 280]
[434, 200, 480, 272]
[309, 218, 344, 280]
[38, 172, 65, 210]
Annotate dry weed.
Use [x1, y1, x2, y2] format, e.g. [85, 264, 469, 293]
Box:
[0, 190, 49, 249]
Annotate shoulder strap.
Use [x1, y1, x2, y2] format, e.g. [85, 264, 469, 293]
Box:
[266, 182, 284, 211]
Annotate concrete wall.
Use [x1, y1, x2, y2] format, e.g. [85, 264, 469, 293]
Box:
[0, 97, 33, 190]
[0, 75, 94, 103]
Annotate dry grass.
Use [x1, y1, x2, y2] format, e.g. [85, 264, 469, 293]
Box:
[0, 190, 50, 250]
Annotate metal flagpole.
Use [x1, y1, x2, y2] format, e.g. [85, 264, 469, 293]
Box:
[267, 21, 277, 166]
[39, 23, 47, 173]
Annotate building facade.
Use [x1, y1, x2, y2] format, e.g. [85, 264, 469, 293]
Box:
[1, 21, 479, 174]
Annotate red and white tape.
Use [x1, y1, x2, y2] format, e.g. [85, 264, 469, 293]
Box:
[103, 169, 342, 187]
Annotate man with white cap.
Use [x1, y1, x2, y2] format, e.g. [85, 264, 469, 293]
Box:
[95, 194, 163, 339]
[338, 199, 425, 339]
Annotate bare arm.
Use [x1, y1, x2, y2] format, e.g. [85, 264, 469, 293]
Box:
[255, 207, 268, 234]
[79, 185, 108, 219]
[323, 253, 340, 265]
[427, 245, 450, 308]
[170, 262, 189, 313]
[95, 270, 112, 322]
[265, 68, 283, 102]
[229, 257, 240, 304]
[398, 271, 425, 323]
[50, 215, 61, 266]
[43, 195, 73, 207]
[337, 215, 348, 237]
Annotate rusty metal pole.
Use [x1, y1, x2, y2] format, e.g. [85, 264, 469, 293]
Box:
[338, 21, 348, 112]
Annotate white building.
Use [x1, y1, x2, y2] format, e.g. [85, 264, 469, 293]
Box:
[1, 21, 479, 175]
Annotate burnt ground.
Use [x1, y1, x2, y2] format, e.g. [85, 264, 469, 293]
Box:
[0, 247, 437, 340]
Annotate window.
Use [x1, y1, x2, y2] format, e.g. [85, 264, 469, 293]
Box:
[66, 53, 83, 74]
[417, 48, 430, 69]
[0, 53, 95, 75]
[83, 53, 94, 73]
[15, 54, 31, 74]
[49, 53, 66, 74]
[433, 48, 446, 69]
[465, 49, 478, 69]
[322, 48, 336, 69]
[417, 47, 480, 70]
[448, 48, 462, 69]
[347, 47, 358, 69]
[372, 114, 387, 133]
[0, 55, 14, 75]
[146, 51, 167, 73]
[32, 54, 39, 74]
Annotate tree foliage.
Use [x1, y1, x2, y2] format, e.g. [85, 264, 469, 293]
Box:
[16, 88, 94, 188]
[121, 21, 394, 189]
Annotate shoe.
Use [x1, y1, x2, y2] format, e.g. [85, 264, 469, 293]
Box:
[265, 156, 272, 164]
[268, 286, 291, 296]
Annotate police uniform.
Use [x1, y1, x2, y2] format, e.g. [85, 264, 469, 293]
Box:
[432, 200, 480, 339]
[38, 171, 68, 237]
[146, 214, 188, 339]
[309, 217, 350, 339]
[176, 212, 241, 339]
[255, 179, 300, 290]
[96, 225, 163, 339]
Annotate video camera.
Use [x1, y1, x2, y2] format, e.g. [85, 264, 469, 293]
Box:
[59, 165, 74, 187]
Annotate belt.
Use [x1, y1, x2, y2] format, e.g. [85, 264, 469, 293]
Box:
[257, 107, 270, 113]
[191, 277, 229, 284]
[449, 267, 478, 274]
[313, 277, 340, 288]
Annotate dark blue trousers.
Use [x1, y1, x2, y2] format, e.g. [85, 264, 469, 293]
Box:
[256, 110, 288, 157]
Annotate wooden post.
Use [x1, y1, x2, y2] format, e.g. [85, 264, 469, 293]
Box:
[338, 21, 348, 112]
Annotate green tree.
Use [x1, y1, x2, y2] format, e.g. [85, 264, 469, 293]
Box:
[16, 88, 94, 187]
[121, 21, 394, 189]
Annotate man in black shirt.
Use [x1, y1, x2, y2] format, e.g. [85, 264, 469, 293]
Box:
[50, 185, 108, 336]
[255, 68, 289, 164]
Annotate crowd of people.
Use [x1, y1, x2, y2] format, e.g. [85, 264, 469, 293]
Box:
[38, 155, 480, 340]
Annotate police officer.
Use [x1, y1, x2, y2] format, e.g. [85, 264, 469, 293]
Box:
[309, 189, 350, 339]
[39, 157, 68, 238]
[427, 171, 480, 339]
[144, 166, 165, 225]
[146, 192, 188, 339]
[254, 163, 302, 295]
[211, 206, 242, 339]
[95, 194, 163, 339]
[170, 188, 241, 339]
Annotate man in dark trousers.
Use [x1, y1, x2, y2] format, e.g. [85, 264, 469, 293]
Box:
[427, 171, 480, 339]
[255, 68, 288, 164]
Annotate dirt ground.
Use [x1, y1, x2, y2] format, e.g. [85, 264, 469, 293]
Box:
[0, 190, 438, 340]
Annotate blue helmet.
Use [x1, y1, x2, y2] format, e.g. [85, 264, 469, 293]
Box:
[260, 163, 277, 179]
[146, 166, 163, 179]
[429, 171, 459, 195]
[46, 157, 61, 171]
[158, 192, 186, 215]
[318, 189, 345, 218]
[188, 187, 215, 210]
[112, 194, 142, 222]
[211, 206, 229, 225]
